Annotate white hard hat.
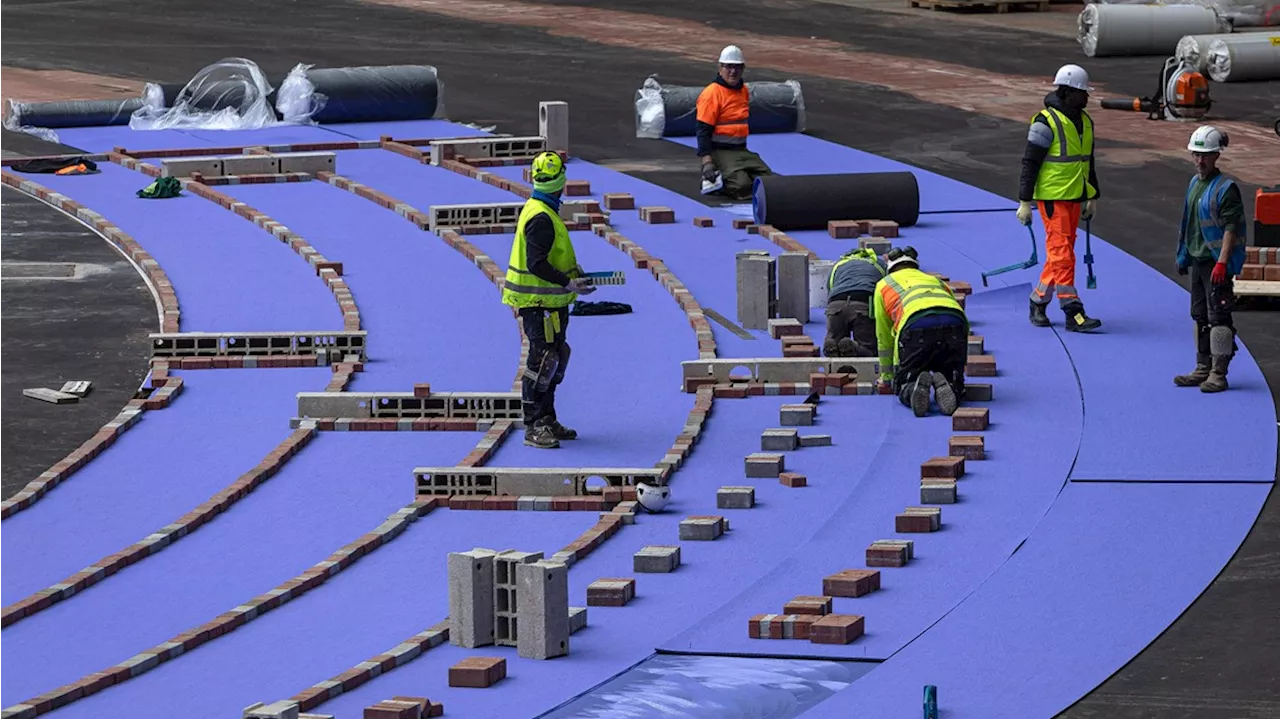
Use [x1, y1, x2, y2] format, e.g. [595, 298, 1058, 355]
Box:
[635, 482, 670, 513]
[1052, 64, 1092, 92]
[1188, 125, 1227, 153]
[885, 254, 919, 273]
[719, 45, 745, 65]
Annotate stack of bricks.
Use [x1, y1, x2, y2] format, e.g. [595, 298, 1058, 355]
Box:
[587, 577, 636, 606]
[768, 318, 804, 338]
[449, 657, 507, 688]
[363, 696, 443, 718]
[809, 372, 862, 396]
[749, 591, 864, 644]
[639, 206, 676, 224]
[780, 403, 816, 426]
[717, 485, 756, 508]
[446, 495, 618, 512]
[603, 193, 635, 210]
[292, 620, 451, 712]
[708, 380, 816, 398]
[634, 545, 682, 573]
[680, 515, 728, 541]
[781, 334, 820, 357]
[1239, 247, 1280, 281]
[896, 506, 942, 532]
[952, 407, 990, 432]
[966, 354, 997, 377]
[922, 456, 966, 481]
[1, 170, 181, 332]
[746, 452, 785, 478]
[0, 404, 144, 521]
[867, 539, 914, 567]
[823, 569, 881, 597]
[949, 435, 985, 460]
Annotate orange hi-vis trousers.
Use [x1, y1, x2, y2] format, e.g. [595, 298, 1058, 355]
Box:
[1030, 200, 1082, 308]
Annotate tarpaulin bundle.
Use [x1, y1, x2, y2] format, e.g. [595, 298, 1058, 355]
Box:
[635, 76, 805, 138]
[276, 65, 443, 124]
[751, 172, 921, 230]
[5, 98, 144, 129]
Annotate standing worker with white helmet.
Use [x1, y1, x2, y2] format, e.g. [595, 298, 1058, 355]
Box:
[1173, 125, 1245, 393]
[1017, 63, 1104, 333]
[695, 45, 774, 200]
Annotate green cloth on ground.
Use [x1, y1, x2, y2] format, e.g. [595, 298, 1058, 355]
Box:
[711, 148, 773, 200]
[137, 176, 182, 199]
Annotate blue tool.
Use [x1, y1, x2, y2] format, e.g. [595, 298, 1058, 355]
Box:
[924, 685, 938, 719]
[980, 225, 1040, 287]
[585, 271, 625, 286]
[1084, 219, 1097, 289]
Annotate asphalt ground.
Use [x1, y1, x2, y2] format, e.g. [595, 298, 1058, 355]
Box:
[1, 0, 1278, 715]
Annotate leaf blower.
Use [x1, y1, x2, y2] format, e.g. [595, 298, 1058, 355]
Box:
[1100, 57, 1210, 122]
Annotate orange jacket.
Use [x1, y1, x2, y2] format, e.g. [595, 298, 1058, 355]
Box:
[696, 79, 750, 153]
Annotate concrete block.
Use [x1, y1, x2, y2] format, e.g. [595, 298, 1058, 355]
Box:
[278, 152, 336, 174]
[448, 549, 496, 648]
[539, 101, 569, 155]
[822, 569, 880, 597]
[717, 485, 756, 509]
[799, 434, 832, 447]
[768, 318, 804, 338]
[783, 595, 833, 615]
[221, 154, 281, 175]
[162, 157, 223, 178]
[921, 479, 957, 504]
[568, 606, 588, 634]
[23, 387, 79, 404]
[761, 428, 799, 452]
[737, 254, 776, 331]
[634, 545, 681, 573]
[679, 515, 726, 541]
[780, 403, 815, 426]
[243, 701, 300, 719]
[921, 456, 966, 479]
[964, 383, 993, 402]
[810, 614, 865, 644]
[448, 656, 506, 688]
[949, 435, 985, 460]
[952, 407, 990, 431]
[779, 472, 808, 488]
[858, 237, 892, 255]
[587, 578, 635, 606]
[777, 251, 810, 324]
[745, 452, 785, 478]
[515, 560, 570, 660]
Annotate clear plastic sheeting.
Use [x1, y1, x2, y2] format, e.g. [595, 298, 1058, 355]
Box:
[129, 57, 280, 131]
[1079, 4, 1227, 57]
[275, 65, 443, 125]
[1086, 0, 1280, 29]
[1207, 31, 1280, 80]
[635, 75, 806, 139]
[1176, 33, 1232, 71]
[2, 103, 64, 144]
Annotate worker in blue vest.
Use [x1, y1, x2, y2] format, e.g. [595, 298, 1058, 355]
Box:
[824, 247, 886, 358]
[502, 152, 596, 448]
[1174, 125, 1246, 393]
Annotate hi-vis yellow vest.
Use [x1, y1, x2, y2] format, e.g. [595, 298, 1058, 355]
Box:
[1032, 107, 1097, 202]
[502, 199, 578, 309]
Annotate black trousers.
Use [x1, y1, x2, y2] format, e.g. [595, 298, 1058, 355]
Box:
[519, 306, 570, 426]
[892, 316, 968, 398]
[1188, 257, 1237, 359]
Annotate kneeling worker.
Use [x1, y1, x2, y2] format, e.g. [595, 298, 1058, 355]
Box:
[502, 151, 597, 449]
[696, 44, 773, 200]
[824, 247, 886, 358]
[873, 247, 969, 417]
[1174, 125, 1245, 393]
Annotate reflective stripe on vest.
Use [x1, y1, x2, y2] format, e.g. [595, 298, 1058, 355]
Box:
[1032, 107, 1097, 201]
[880, 271, 962, 335]
[698, 82, 751, 144]
[502, 199, 579, 309]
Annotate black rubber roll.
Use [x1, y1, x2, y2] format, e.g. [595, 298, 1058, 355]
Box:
[304, 65, 440, 124]
[7, 98, 145, 128]
[752, 172, 921, 229]
[641, 81, 803, 136]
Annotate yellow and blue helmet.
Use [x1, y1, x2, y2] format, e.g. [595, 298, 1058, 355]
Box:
[531, 151, 567, 194]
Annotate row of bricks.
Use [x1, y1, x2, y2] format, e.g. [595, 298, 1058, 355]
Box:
[1245, 247, 1280, 265]
[437, 230, 510, 288]
[155, 355, 331, 370]
[0, 406, 144, 520]
[1, 170, 181, 332]
[1239, 264, 1280, 281]
[4, 496, 445, 719]
[315, 171, 433, 230]
[753, 224, 820, 261]
[748, 613, 866, 644]
[189, 172, 313, 186]
[1, 427, 316, 628]
[112, 140, 380, 161]
[362, 695, 443, 718]
[307, 418, 491, 432]
[437, 158, 534, 200]
[324, 363, 361, 393]
[444, 495, 624, 511]
[456, 421, 515, 468]
[714, 382, 883, 398]
[133, 376, 184, 410]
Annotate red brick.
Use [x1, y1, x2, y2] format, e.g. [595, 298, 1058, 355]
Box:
[413, 383, 431, 397]
[1266, 265, 1280, 282]
[823, 569, 880, 597]
[828, 220, 862, 239]
[952, 407, 990, 431]
[867, 543, 909, 567]
[868, 221, 899, 238]
[949, 435, 985, 460]
[779, 472, 807, 488]
[449, 656, 507, 688]
[364, 699, 421, 719]
[921, 456, 965, 479]
[692, 216, 714, 228]
[603, 193, 634, 210]
[714, 385, 749, 399]
[731, 218, 753, 229]
[810, 614, 865, 645]
[1240, 265, 1264, 280]
[896, 513, 936, 532]
[640, 206, 675, 224]
[564, 179, 591, 196]
[783, 595, 833, 615]
[966, 354, 997, 377]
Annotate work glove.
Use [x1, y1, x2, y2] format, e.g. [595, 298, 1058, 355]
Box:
[566, 277, 597, 295]
[1016, 201, 1034, 226]
[1082, 199, 1097, 221]
[701, 163, 719, 183]
[1211, 261, 1228, 285]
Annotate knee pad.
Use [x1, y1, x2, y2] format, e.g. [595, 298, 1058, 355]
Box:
[1209, 325, 1236, 356]
[524, 348, 561, 392]
[836, 338, 857, 357]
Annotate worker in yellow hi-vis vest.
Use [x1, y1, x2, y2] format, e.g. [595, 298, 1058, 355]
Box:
[1017, 63, 1103, 333]
[502, 152, 596, 449]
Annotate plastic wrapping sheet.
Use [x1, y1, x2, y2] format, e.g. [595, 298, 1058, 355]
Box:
[275, 65, 443, 125]
[1079, 4, 1226, 57]
[635, 75, 805, 138]
[129, 57, 280, 131]
[1089, 0, 1280, 28]
[1207, 31, 1280, 79]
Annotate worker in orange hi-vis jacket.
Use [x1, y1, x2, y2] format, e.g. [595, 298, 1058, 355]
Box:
[1017, 63, 1103, 333]
[695, 44, 773, 201]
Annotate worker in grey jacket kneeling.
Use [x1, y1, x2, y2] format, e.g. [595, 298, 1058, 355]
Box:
[824, 247, 886, 358]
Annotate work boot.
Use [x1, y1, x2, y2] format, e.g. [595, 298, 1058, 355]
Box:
[932, 373, 959, 416]
[836, 338, 858, 357]
[910, 371, 933, 417]
[1174, 354, 1212, 387]
[547, 419, 578, 440]
[1200, 354, 1232, 393]
[1062, 304, 1102, 333]
[822, 338, 841, 357]
[523, 420, 560, 449]
[1029, 300, 1051, 328]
